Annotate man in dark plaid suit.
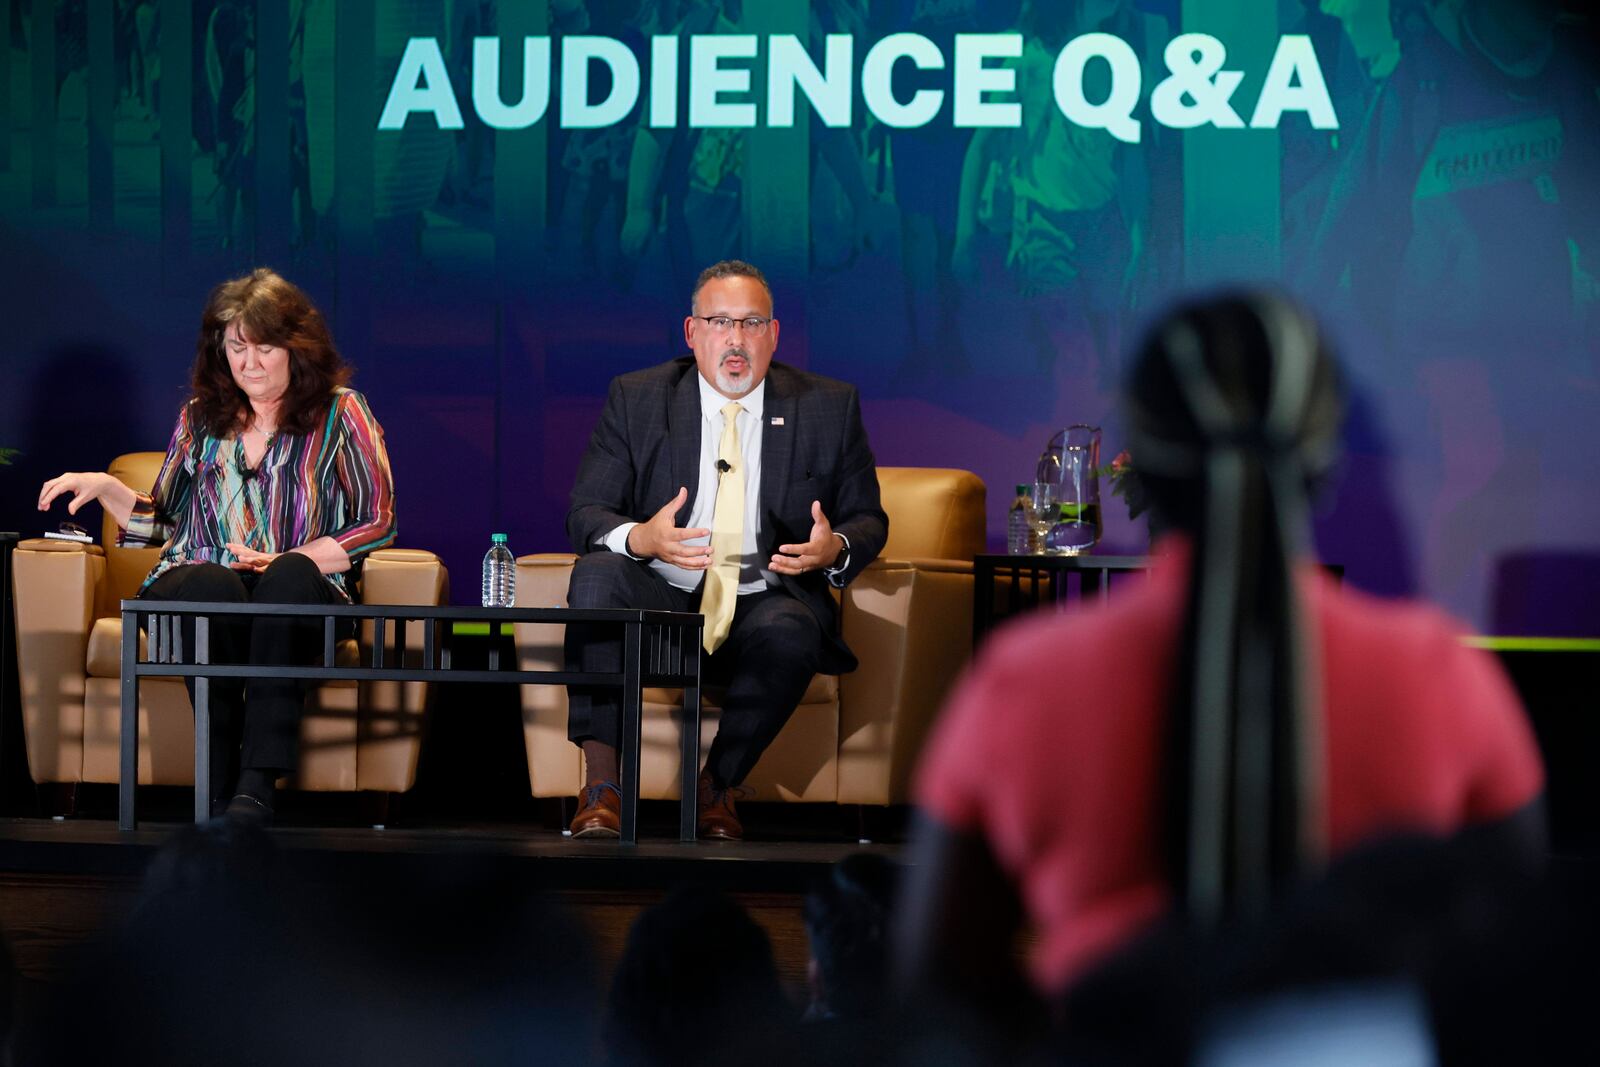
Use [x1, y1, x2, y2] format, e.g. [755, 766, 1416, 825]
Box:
[563, 260, 889, 840]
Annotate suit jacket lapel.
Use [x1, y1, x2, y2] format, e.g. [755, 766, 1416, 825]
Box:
[761, 366, 797, 541]
[669, 364, 701, 527]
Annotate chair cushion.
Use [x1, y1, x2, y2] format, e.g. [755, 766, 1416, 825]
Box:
[86, 618, 139, 679]
[364, 548, 440, 564]
[16, 538, 104, 555]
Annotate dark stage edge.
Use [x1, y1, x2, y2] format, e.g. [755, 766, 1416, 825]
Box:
[0, 817, 904, 892]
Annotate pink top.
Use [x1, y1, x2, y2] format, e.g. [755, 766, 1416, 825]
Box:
[914, 541, 1544, 996]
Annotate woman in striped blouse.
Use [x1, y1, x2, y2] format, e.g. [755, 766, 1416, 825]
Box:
[38, 268, 396, 824]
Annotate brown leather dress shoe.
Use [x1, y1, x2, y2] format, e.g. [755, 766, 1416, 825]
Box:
[570, 781, 622, 839]
[696, 770, 744, 841]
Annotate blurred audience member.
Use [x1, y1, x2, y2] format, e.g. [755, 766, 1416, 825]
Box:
[801, 853, 904, 1066]
[802, 852, 897, 1024]
[1059, 830, 1599, 1065]
[603, 884, 796, 1067]
[24, 822, 592, 1065]
[895, 293, 1545, 1045]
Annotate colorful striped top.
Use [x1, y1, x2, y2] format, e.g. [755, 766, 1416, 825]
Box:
[120, 387, 397, 597]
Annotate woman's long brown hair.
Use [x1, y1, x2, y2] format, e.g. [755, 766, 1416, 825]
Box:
[189, 268, 350, 438]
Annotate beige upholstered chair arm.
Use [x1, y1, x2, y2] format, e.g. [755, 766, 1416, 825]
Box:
[513, 553, 581, 794]
[836, 557, 976, 805]
[359, 548, 448, 606]
[347, 549, 448, 793]
[515, 552, 581, 577]
[12, 539, 106, 783]
[513, 552, 579, 667]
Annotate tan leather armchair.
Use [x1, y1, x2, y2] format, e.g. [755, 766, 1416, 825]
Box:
[11, 451, 449, 799]
[514, 466, 986, 806]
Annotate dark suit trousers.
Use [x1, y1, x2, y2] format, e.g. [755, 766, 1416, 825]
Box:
[564, 552, 824, 789]
[140, 554, 343, 791]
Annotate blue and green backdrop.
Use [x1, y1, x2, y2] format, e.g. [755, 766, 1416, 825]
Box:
[2, 0, 1596, 635]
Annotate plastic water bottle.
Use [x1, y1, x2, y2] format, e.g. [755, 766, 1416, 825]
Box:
[1008, 485, 1034, 555]
[481, 533, 516, 607]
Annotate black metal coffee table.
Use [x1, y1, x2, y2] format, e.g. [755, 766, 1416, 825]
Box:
[118, 600, 703, 843]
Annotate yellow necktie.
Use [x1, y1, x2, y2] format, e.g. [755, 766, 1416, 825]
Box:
[702, 402, 745, 653]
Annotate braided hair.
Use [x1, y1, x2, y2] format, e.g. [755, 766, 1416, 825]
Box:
[1122, 292, 1344, 925]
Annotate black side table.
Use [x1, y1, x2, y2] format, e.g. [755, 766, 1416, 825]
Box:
[973, 553, 1153, 645]
[974, 554, 1345, 646]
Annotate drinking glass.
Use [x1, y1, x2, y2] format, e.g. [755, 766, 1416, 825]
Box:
[1031, 451, 1061, 551]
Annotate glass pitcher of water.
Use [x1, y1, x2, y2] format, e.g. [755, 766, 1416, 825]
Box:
[1040, 425, 1101, 555]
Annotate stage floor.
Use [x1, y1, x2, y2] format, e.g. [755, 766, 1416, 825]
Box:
[0, 814, 899, 881]
[0, 815, 906, 992]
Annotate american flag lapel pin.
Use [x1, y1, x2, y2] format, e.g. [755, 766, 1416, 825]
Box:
[771, 416, 784, 426]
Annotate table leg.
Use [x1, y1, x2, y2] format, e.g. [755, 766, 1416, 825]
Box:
[679, 632, 701, 843]
[119, 608, 139, 830]
[193, 615, 211, 824]
[620, 621, 642, 845]
[974, 561, 994, 647]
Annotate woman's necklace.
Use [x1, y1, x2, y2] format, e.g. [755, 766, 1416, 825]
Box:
[240, 417, 275, 471]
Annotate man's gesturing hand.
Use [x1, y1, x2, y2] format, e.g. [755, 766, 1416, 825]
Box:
[627, 487, 712, 569]
[770, 501, 844, 576]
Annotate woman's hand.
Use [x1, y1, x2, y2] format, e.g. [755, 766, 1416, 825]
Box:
[225, 538, 349, 575]
[38, 471, 137, 527]
[225, 542, 279, 573]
